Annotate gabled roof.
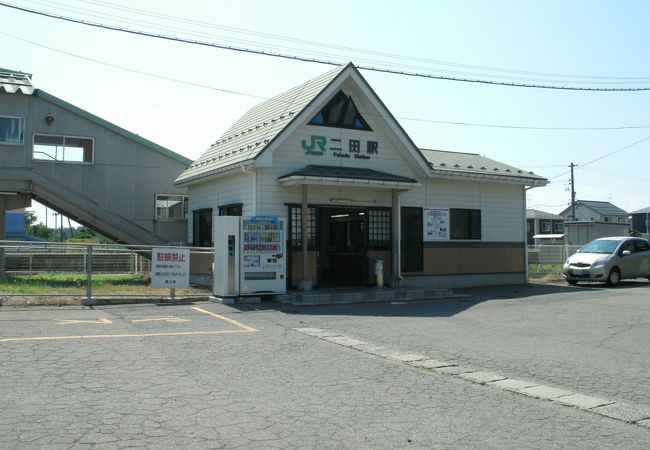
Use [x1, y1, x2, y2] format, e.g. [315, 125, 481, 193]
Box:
[175, 63, 548, 187]
[175, 65, 348, 185]
[630, 206, 650, 214]
[422, 149, 547, 186]
[578, 200, 628, 216]
[0, 68, 34, 95]
[527, 209, 564, 220]
[561, 200, 628, 217]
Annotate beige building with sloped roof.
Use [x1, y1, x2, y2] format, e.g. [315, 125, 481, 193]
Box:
[175, 63, 548, 289]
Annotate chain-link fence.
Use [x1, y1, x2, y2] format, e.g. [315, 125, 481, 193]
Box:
[0, 240, 213, 302]
[528, 244, 581, 277]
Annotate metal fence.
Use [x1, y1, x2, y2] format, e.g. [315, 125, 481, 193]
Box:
[0, 240, 213, 300]
[528, 244, 581, 274]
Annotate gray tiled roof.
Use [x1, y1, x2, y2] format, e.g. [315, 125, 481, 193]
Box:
[578, 200, 628, 216]
[279, 165, 418, 184]
[421, 149, 547, 184]
[630, 207, 650, 215]
[527, 209, 564, 220]
[0, 69, 34, 95]
[175, 64, 348, 185]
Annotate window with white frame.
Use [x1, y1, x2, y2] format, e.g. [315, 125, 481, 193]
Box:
[155, 194, 188, 220]
[33, 134, 94, 163]
[0, 116, 24, 145]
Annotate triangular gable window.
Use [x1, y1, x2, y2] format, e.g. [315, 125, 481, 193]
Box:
[309, 91, 372, 131]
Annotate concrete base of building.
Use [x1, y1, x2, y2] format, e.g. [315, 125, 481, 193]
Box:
[209, 295, 236, 305]
[296, 279, 313, 291]
[403, 273, 526, 289]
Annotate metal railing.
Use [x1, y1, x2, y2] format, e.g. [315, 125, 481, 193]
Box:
[528, 244, 581, 275]
[0, 240, 213, 300]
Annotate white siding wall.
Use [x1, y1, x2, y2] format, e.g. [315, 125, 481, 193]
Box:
[257, 117, 421, 216]
[186, 172, 253, 244]
[403, 178, 525, 242]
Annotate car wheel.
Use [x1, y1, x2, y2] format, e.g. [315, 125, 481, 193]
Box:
[567, 279, 578, 286]
[607, 268, 621, 287]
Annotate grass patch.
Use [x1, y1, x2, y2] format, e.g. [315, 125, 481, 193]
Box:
[528, 264, 562, 273]
[0, 272, 150, 294]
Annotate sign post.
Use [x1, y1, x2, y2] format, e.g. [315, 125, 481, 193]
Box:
[151, 247, 190, 299]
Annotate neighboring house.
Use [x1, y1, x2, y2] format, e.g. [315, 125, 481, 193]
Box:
[630, 207, 650, 233]
[526, 209, 564, 245]
[175, 63, 548, 289]
[559, 200, 629, 223]
[0, 69, 190, 245]
[558, 200, 630, 245]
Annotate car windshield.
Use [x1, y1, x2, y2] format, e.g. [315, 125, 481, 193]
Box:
[579, 239, 621, 254]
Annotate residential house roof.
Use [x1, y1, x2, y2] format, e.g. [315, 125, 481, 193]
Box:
[630, 206, 650, 214]
[578, 200, 627, 216]
[527, 209, 564, 220]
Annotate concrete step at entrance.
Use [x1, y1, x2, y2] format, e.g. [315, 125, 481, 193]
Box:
[277, 287, 455, 306]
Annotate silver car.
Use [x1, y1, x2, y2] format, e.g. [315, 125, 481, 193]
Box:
[562, 237, 650, 286]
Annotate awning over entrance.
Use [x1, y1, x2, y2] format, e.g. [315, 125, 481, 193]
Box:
[278, 165, 419, 189]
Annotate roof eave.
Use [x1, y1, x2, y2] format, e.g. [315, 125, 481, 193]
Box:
[429, 168, 548, 186]
[174, 160, 254, 186]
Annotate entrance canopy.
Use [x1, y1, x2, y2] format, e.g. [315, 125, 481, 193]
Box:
[278, 165, 419, 190]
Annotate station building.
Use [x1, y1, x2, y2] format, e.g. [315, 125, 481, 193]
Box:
[175, 63, 548, 289]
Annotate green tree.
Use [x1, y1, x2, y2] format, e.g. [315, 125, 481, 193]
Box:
[30, 223, 54, 240]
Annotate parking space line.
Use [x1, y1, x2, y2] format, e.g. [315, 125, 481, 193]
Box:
[0, 330, 251, 343]
[190, 306, 258, 332]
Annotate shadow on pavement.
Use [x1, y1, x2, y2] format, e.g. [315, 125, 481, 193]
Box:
[238, 280, 650, 318]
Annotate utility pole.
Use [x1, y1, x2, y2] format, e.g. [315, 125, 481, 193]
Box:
[569, 163, 577, 221]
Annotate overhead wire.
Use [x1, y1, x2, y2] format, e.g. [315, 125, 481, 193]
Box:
[4, 30, 650, 133]
[32, 0, 650, 83]
[3, 1, 650, 91]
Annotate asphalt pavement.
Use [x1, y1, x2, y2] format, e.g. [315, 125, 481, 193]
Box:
[1, 281, 649, 448]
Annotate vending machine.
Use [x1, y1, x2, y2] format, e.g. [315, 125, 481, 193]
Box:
[240, 216, 286, 295]
[213, 215, 286, 297]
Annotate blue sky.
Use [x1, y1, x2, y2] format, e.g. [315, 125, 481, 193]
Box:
[2, 0, 649, 225]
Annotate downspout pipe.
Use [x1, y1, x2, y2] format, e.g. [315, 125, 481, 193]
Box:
[239, 163, 256, 216]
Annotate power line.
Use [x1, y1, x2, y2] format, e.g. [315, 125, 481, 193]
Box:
[547, 136, 650, 181]
[26, 0, 650, 84]
[4, 2, 650, 92]
[6, 30, 650, 133]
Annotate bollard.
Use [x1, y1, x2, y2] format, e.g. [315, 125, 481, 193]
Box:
[374, 258, 384, 288]
[85, 244, 93, 299]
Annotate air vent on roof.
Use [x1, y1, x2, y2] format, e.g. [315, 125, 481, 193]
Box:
[480, 166, 486, 170]
[517, 170, 523, 173]
[468, 165, 473, 169]
[454, 164, 460, 168]
[493, 168, 499, 171]
[506, 169, 511, 172]
[440, 163, 446, 167]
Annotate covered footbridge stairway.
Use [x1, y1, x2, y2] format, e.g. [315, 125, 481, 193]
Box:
[2, 168, 170, 245]
[1, 68, 191, 246]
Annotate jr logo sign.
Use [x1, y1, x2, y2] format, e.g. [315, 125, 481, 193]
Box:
[301, 135, 327, 155]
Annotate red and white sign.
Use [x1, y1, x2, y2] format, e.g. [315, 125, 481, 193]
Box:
[151, 247, 190, 288]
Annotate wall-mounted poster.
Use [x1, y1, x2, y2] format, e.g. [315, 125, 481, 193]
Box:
[423, 208, 449, 241]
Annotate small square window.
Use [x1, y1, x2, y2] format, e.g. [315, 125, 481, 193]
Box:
[156, 194, 188, 220]
[0, 116, 24, 145]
